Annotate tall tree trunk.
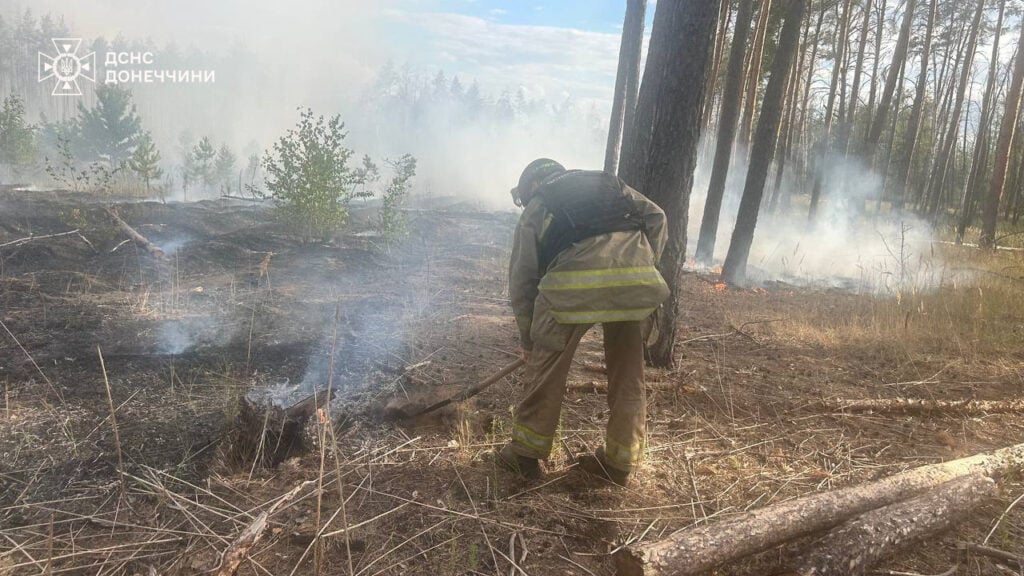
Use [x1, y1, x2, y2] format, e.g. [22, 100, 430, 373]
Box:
[923, 0, 984, 221]
[878, 56, 907, 210]
[721, 0, 807, 286]
[796, 5, 826, 204]
[604, 0, 648, 175]
[863, 0, 918, 157]
[896, 0, 937, 211]
[739, 0, 775, 152]
[620, 0, 722, 368]
[695, 0, 757, 264]
[914, 28, 967, 211]
[703, 0, 733, 132]
[769, 14, 810, 213]
[980, 26, 1024, 248]
[807, 0, 854, 223]
[957, 0, 1006, 242]
[843, 0, 875, 154]
[864, 0, 888, 134]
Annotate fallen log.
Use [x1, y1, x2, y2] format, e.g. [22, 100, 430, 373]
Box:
[787, 474, 996, 576]
[826, 397, 1024, 415]
[615, 442, 1024, 576]
[105, 207, 164, 259]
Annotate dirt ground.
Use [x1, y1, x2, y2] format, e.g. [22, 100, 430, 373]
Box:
[1, 189, 1023, 575]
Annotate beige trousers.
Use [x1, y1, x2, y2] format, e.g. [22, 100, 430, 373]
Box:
[510, 318, 646, 472]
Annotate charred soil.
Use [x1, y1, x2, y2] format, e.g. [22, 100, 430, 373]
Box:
[1, 190, 1022, 575]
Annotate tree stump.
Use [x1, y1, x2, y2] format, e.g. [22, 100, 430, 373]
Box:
[231, 381, 330, 467]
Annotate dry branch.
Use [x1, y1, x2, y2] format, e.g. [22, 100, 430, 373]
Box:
[568, 380, 701, 394]
[957, 541, 1024, 567]
[105, 207, 165, 259]
[615, 442, 1024, 576]
[0, 228, 89, 250]
[215, 480, 312, 576]
[788, 474, 996, 576]
[826, 397, 1024, 415]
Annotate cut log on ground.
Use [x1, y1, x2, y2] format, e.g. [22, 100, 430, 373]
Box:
[105, 207, 165, 259]
[826, 397, 1024, 415]
[615, 442, 1024, 576]
[787, 474, 996, 576]
[232, 382, 332, 467]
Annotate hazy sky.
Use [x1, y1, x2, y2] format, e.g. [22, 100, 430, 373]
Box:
[5, 0, 650, 107]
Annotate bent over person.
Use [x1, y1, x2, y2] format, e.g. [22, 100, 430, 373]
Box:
[499, 158, 668, 486]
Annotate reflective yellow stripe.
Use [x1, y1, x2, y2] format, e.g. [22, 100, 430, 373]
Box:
[550, 308, 655, 324]
[545, 266, 658, 279]
[541, 277, 665, 291]
[606, 437, 644, 468]
[541, 266, 665, 291]
[512, 422, 552, 453]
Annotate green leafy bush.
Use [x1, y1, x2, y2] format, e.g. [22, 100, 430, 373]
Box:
[262, 108, 370, 241]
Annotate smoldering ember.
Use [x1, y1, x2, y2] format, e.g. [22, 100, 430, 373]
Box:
[2, 0, 1024, 574]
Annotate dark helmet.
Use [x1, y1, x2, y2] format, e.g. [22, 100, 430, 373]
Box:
[511, 158, 565, 207]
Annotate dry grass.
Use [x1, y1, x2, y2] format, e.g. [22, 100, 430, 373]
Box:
[2, 193, 1024, 575]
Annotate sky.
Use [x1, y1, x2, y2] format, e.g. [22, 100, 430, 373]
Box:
[4, 0, 648, 109]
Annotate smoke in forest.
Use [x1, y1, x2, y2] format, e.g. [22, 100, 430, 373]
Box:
[687, 145, 953, 294]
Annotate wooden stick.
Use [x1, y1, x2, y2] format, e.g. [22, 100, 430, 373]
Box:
[105, 207, 165, 259]
[616, 442, 1024, 576]
[388, 358, 525, 419]
[97, 346, 124, 493]
[826, 397, 1024, 415]
[957, 541, 1024, 567]
[788, 474, 997, 576]
[0, 229, 85, 249]
[215, 480, 312, 576]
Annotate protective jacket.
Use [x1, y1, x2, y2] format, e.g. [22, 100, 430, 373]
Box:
[509, 171, 668, 349]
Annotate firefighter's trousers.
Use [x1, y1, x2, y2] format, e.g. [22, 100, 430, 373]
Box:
[510, 319, 646, 472]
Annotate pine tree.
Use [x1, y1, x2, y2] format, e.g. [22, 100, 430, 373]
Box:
[0, 94, 36, 175]
[214, 144, 236, 193]
[75, 84, 143, 163]
[721, 0, 807, 286]
[191, 136, 216, 189]
[620, 0, 723, 368]
[128, 132, 163, 194]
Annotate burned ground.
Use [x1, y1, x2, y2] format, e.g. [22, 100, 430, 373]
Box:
[1, 190, 1023, 575]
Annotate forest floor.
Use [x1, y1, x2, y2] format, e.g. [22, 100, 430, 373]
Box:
[1, 189, 1023, 575]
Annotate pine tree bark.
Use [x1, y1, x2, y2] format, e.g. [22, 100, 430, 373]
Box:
[843, 0, 875, 153]
[721, 0, 806, 286]
[957, 0, 1006, 242]
[980, 18, 1024, 248]
[922, 0, 984, 220]
[695, 0, 757, 264]
[739, 0, 775, 152]
[604, 0, 648, 175]
[895, 0, 937, 211]
[615, 442, 1024, 576]
[807, 0, 854, 223]
[702, 0, 733, 132]
[864, 0, 888, 135]
[787, 474, 996, 576]
[863, 0, 917, 157]
[620, 0, 722, 368]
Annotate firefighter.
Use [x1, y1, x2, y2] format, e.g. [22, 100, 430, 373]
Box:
[498, 158, 668, 486]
